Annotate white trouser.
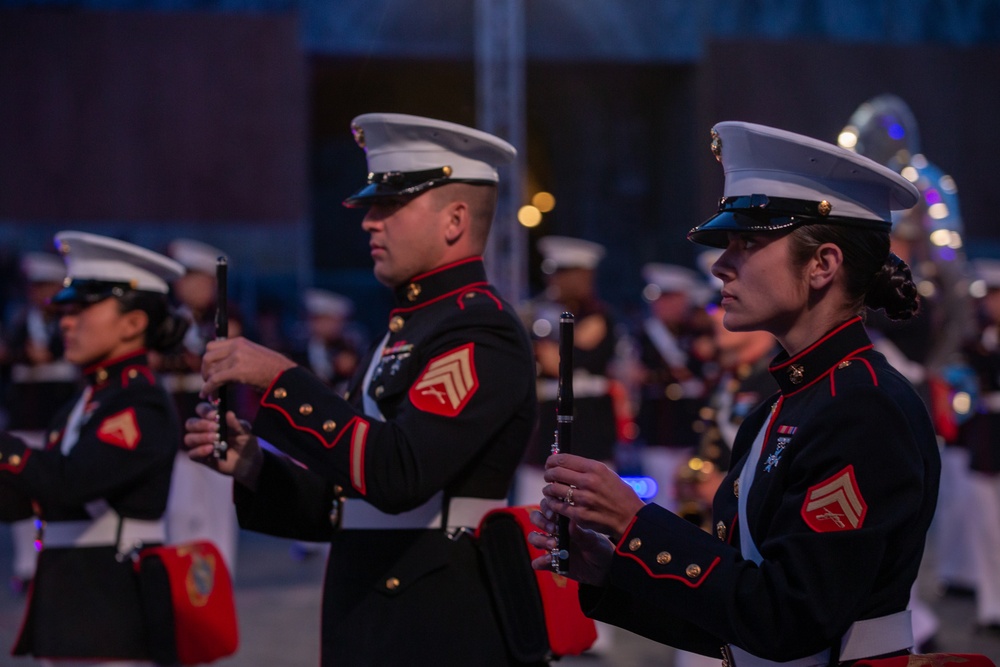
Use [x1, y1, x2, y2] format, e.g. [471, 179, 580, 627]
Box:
[639, 445, 694, 513]
[512, 464, 547, 508]
[909, 582, 939, 646]
[8, 431, 45, 580]
[165, 452, 239, 572]
[969, 471, 1000, 623]
[932, 446, 977, 588]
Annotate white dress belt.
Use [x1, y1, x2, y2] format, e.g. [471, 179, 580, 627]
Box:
[726, 609, 913, 667]
[159, 372, 206, 394]
[339, 491, 508, 530]
[11, 360, 79, 384]
[42, 509, 166, 553]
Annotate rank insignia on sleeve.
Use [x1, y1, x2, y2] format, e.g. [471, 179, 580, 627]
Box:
[801, 465, 867, 532]
[408, 343, 479, 417]
[97, 408, 142, 450]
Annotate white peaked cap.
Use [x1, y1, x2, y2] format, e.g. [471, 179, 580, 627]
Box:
[642, 263, 703, 294]
[696, 249, 725, 291]
[168, 238, 226, 275]
[305, 288, 353, 318]
[716, 121, 918, 219]
[54, 231, 185, 295]
[344, 113, 516, 206]
[21, 252, 66, 283]
[689, 121, 920, 248]
[537, 236, 606, 272]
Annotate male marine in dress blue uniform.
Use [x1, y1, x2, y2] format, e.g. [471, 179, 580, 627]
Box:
[222, 114, 539, 666]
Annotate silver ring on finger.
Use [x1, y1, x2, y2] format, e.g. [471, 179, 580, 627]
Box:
[564, 484, 576, 505]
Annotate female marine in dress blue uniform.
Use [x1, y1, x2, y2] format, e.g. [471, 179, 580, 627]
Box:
[0, 231, 188, 666]
[530, 122, 940, 667]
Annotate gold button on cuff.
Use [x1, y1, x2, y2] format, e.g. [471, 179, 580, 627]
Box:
[273, 387, 287, 399]
[96, 368, 109, 384]
[128, 369, 138, 379]
[385, 577, 400, 591]
[322, 420, 337, 432]
[9, 455, 21, 466]
[389, 316, 405, 333]
[685, 564, 702, 579]
[628, 538, 642, 552]
[49, 431, 59, 444]
[656, 551, 672, 565]
[299, 404, 313, 416]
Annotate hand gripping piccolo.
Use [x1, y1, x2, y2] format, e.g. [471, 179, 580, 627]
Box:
[213, 256, 230, 461]
[550, 312, 574, 574]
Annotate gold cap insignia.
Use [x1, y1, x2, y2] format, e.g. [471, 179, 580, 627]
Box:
[710, 129, 723, 163]
[351, 124, 365, 148]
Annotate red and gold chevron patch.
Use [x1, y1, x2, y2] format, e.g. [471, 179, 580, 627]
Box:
[801, 465, 867, 532]
[97, 408, 142, 450]
[408, 343, 479, 417]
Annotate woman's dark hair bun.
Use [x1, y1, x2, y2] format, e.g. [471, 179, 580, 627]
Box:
[148, 310, 190, 352]
[115, 291, 191, 352]
[864, 252, 920, 320]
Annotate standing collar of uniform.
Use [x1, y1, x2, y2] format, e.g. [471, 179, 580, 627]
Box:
[768, 317, 874, 396]
[389, 256, 489, 313]
[83, 349, 150, 386]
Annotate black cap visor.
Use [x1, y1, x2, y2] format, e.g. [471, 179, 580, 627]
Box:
[51, 279, 136, 306]
[343, 178, 451, 208]
[688, 196, 893, 249]
[687, 210, 805, 249]
[342, 167, 496, 208]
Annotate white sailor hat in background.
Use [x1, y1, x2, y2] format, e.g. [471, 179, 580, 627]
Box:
[641, 263, 702, 297]
[21, 252, 66, 284]
[971, 258, 1000, 295]
[51, 231, 185, 305]
[167, 238, 225, 276]
[537, 236, 606, 275]
[304, 288, 353, 318]
[343, 113, 517, 207]
[696, 249, 725, 291]
[688, 121, 920, 248]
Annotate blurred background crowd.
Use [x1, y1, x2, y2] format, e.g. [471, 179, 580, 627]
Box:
[3, 1, 1000, 661]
